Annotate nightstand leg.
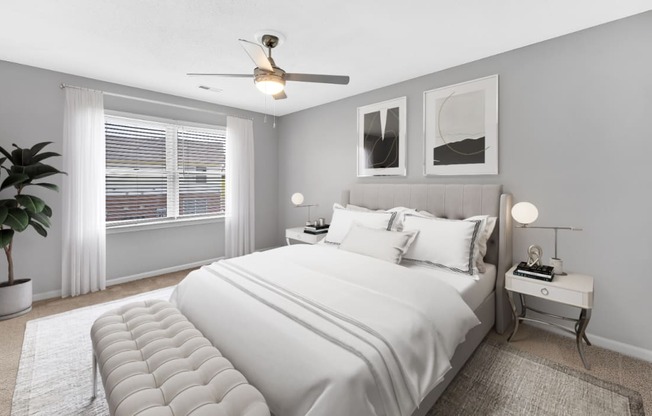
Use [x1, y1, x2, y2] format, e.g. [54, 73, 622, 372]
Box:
[576, 308, 592, 370]
[507, 291, 519, 342]
[286, 238, 291, 246]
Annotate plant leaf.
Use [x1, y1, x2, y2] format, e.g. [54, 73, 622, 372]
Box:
[11, 147, 32, 166]
[31, 152, 61, 164]
[30, 142, 53, 156]
[31, 165, 64, 180]
[25, 182, 59, 192]
[0, 229, 14, 248]
[0, 173, 29, 191]
[3, 208, 29, 231]
[29, 221, 47, 237]
[29, 211, 51, 228]
[41, 204, 52, 217]
[0, 146, 13, 163]
[0, 199, 18, 208]
[0, 206, 7, 224]
[0, 157, 6, 166]
[16, 194, 45, 213]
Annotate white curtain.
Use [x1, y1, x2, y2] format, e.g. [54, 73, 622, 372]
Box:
[61, 88, 106, 297]
[225, 116, 255, 258]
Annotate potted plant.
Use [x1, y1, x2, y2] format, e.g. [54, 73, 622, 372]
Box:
[0, 142, 64, 320]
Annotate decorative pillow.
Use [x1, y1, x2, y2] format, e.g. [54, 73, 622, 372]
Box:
[339, 224, 419, 263]
[402, 215, 482, 276]
[324, 207, 396, 245]
[466, 215, 497, 273]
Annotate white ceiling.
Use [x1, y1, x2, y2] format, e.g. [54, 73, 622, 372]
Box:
[1, 1, 650, 116]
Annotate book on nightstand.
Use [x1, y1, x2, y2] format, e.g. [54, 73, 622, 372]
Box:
[303, 224, 330, 235]
[514, 261, 555, 282]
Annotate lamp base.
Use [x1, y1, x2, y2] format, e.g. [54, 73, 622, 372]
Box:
[550, 258, 566, 276]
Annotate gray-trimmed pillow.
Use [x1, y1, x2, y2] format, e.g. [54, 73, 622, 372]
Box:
[339, 224, 419, 263]
[402, 215, 482, 277]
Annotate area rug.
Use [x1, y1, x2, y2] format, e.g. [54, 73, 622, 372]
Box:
[12, 289, 644, 416]
[429, 341, 645, 416]
[11, 286, 175, 416]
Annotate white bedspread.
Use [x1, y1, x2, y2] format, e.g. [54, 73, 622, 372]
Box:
[170, 244, 479, 416]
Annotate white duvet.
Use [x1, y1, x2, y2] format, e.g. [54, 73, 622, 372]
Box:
[170, 244, 479, 416]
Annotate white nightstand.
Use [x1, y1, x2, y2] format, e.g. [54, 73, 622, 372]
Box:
[285, 227, 327, 245]
[505, 265, 594, 369]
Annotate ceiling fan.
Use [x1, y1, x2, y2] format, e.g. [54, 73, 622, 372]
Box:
[187, 34, 350, 100]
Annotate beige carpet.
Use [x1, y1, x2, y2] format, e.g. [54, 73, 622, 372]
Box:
[1, 271, 650, 415]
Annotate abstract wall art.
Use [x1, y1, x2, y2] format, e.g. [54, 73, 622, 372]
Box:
[357, 97, 406, 177]
[423, 75, 498, 175]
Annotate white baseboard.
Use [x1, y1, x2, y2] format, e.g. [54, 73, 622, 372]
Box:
[32, 257, 222, 302]
[33, 289, 63, 302]
[526, 321, 652, 363]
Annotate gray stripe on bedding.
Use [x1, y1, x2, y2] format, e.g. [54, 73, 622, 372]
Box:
[203, 263, 399, 416]
[222, 261, 417, 409]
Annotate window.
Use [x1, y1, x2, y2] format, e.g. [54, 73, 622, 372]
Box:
[105, 115, 226, 226]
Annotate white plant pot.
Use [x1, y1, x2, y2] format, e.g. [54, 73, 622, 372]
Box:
[0, 279, 33, 320]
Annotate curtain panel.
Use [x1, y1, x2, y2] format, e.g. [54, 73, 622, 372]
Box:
[225, 116, 255, 258]
[61, 88, 106, 297]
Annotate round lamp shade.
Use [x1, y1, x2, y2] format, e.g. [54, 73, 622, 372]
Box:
[291, 192, 304, 205]
[512, 202, 539, 225]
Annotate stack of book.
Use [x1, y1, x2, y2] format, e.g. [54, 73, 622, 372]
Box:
[514, 261, 555, 282]
[304, 224, 329, 235]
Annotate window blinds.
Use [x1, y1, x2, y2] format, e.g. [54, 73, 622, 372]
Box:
[105, 115, 226, 225]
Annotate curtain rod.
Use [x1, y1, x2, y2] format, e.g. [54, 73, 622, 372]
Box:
[59, 83, 254, 121]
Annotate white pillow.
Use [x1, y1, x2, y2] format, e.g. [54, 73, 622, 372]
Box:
[339, 224, 419, 263]
[466, 215, 497, 273]
[325, 207, 396, 245]
[345, 204, 431, 231]
[402, 215, 482, 276]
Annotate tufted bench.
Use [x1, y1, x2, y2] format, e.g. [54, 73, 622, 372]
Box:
[90, 300, 270, 416]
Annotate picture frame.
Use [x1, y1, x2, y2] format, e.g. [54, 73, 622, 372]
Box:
[357, 96, 407, 177]
[423, 75, 498, 175]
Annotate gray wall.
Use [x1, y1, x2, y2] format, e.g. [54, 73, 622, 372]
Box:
[0, 60, 279, 296]
[278, 12, 652, 352]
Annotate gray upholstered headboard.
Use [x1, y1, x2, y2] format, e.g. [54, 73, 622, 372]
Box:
[341, 183, 513, 334]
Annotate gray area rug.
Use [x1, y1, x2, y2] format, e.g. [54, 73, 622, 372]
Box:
[12, 288, 644, 416]
[430, 341, 645, 416]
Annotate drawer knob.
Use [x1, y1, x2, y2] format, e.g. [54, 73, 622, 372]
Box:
[541, 288, 549, 296]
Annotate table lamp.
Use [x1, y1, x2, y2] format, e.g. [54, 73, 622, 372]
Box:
[291, 192, 317, 224]
[511, 201, 582, 276]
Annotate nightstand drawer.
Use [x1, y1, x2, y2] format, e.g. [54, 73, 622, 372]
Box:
[285, 227, 326, 245]
[510, 277, 584, 307]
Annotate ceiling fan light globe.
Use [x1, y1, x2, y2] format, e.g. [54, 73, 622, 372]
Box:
[255, 76, 285, 95]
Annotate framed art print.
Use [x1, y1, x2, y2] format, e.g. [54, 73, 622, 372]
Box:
[423, 75, 498, 175]
[357, 96, 406, 177]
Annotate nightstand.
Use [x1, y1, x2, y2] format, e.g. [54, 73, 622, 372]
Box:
[505, 265, 594, 369]
[285, 227, 327, 245]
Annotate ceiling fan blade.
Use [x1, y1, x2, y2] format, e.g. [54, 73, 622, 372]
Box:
[238, 39, 274, 72]
[273, 91, 287, 100]
[285, 73, 350, 85]
[187, 73, 253, 77]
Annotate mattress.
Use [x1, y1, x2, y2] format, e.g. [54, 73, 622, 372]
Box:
[402, 263, 496, 310]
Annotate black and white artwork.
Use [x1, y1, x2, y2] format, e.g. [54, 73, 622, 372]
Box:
[424, 75, 498, 175]
[357, 97, 406, 177]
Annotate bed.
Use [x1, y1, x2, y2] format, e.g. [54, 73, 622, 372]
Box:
[171, 183, 513, 416]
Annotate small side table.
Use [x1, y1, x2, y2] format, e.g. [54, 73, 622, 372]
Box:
[285, 227, 327, 245]
[505, 265, 594, 369]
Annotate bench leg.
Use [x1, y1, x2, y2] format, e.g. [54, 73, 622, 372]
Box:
[91, 353, 98, 400]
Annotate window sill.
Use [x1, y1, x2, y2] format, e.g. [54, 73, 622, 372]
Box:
[106, 216, 224, 234]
